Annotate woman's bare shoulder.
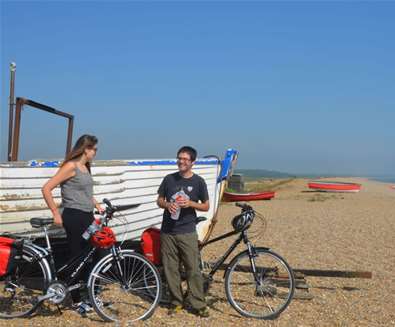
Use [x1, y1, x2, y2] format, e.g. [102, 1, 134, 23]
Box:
[59, 161, 77, 175]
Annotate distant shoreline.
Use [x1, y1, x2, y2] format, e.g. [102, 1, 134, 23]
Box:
[234, 169, 395, 184]
[368, 176, 395, 184]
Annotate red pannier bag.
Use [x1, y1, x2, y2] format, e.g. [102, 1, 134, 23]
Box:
[0, 237, 23, 277]
[141, 228, 161, 265]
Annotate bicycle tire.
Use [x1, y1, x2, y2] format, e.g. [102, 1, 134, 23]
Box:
[225, 247, 295, 319]
[143, 265, 171, 304]
[0, 245, 51, 319]
[88, 249, 161, 323]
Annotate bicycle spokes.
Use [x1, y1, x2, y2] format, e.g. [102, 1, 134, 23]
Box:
[89, 251, 161, 323]
[225, 249, 294, 319]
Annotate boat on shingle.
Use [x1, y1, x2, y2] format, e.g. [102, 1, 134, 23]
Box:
[223, 191, 275, 202]
[308, 181, 361, 193]
[0, 149, 238, 242]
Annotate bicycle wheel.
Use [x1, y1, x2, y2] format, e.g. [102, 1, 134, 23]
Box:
[88, 249, 161, 323]
[143, 265, 170, 304]
[0, 246, 51, 319]
[225, 247, 295, 319]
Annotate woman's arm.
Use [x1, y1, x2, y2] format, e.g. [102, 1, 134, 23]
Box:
[41, 162, 76, 225]
[93, 197, 104, 214]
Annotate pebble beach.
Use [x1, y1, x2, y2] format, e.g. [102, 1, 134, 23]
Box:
[3, 178, 395, 327]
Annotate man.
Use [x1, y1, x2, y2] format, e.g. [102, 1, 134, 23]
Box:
[157, 146, 210, 317]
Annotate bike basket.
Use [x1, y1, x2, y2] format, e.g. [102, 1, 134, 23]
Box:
[0, 237, 23, 277]
[90, 227, 116, 249]
[141, 227, 161, 265]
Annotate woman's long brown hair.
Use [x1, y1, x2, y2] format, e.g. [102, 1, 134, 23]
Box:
[61, 134, 98, 173]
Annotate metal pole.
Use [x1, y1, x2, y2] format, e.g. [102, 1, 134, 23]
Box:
[66, 117, 74, 157]
[8, 62, 16, 161]
[11, 98, 23, 161]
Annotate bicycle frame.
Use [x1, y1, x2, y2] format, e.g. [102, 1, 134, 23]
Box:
[25, 236, 96, 286]
[30, 200, 139, 293]
[27, 238, 132, 299]
[0, 199, 154, 321]
[56, 246, 98, 286]
[201, 228, 263, 281]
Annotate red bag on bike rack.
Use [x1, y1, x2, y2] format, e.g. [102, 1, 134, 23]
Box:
[0, 237, 20, 277]
[141, 228, 161, 265]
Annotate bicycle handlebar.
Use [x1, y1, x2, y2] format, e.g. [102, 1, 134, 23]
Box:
[235, 202, 253, 211]
[102, 198, 140, 215]
[103, 198, 113, 210]
[114, 203, 140, 211]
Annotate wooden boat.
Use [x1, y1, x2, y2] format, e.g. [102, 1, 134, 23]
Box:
[308, 181, 361, 193]
[1, 66, 239, 242]
[0, 149, 238, 242]
[223, 191, 275, 202]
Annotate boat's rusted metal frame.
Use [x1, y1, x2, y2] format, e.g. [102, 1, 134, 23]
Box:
[7, 63, 16, 162]
[10, 97, 74, 161]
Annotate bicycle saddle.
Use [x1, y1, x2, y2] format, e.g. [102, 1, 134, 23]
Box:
[196, 216, 207, 224]
[30, 217, 54, 228]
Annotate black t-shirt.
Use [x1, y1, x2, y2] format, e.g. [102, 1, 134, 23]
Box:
[158, 172, 209, 234]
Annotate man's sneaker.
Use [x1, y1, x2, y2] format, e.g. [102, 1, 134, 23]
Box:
[194, 306, 209, 318]
[167, 304, 183, 316]
[73, 301, 93, 317]
[95, 297, 113, 309]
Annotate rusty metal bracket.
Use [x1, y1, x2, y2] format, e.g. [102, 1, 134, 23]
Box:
[7, 63, 16, 162]
[10, 97, 74, 161]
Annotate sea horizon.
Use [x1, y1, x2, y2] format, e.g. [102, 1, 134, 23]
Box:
[234, 169, 395, 183]
[368, 176, 395, 184]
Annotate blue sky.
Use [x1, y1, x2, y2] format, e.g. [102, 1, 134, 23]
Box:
[1, 1, 394, 175]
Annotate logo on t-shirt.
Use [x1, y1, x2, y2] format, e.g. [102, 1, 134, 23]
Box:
[187, 186, 193, 192]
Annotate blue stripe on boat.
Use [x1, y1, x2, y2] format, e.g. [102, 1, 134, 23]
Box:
[27, 149, 239, 181]
[29, 160, 60, 167]
[28, 158, 223, 167]
[126, 159, 219, 166]
[218, 149, 238, 182]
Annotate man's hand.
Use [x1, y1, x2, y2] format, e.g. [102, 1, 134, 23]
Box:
[95, 203, 105, 214]
[177, 197, 191, 209]
[167, 202, 179, 215]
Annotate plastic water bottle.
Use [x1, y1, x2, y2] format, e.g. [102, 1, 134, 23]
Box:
[82, 221, 100, 240]
[170, 203, 181, 220]
[170, 189, 189, 220]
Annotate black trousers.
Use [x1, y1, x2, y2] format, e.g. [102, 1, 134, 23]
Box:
[62, 207, 94, 302]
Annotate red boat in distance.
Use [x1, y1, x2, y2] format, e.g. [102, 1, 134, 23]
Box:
[223, 191, 276, 202]
[308, 181, 361, 193]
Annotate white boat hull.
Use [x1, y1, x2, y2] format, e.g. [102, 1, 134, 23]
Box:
[0, 150, 237, 242]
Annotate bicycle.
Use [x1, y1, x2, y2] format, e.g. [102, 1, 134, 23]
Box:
[197, 202, 295, 319]
[0, 199, 162, 323]
[145, 202, 295, 320]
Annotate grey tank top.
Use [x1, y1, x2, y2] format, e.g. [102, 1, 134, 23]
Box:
[61, 166, 94, 212]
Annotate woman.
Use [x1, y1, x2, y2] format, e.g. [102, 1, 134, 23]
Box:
[42, 134, 103, 313]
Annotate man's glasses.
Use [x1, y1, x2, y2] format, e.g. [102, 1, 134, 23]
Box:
[177, 157, 191, 162]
